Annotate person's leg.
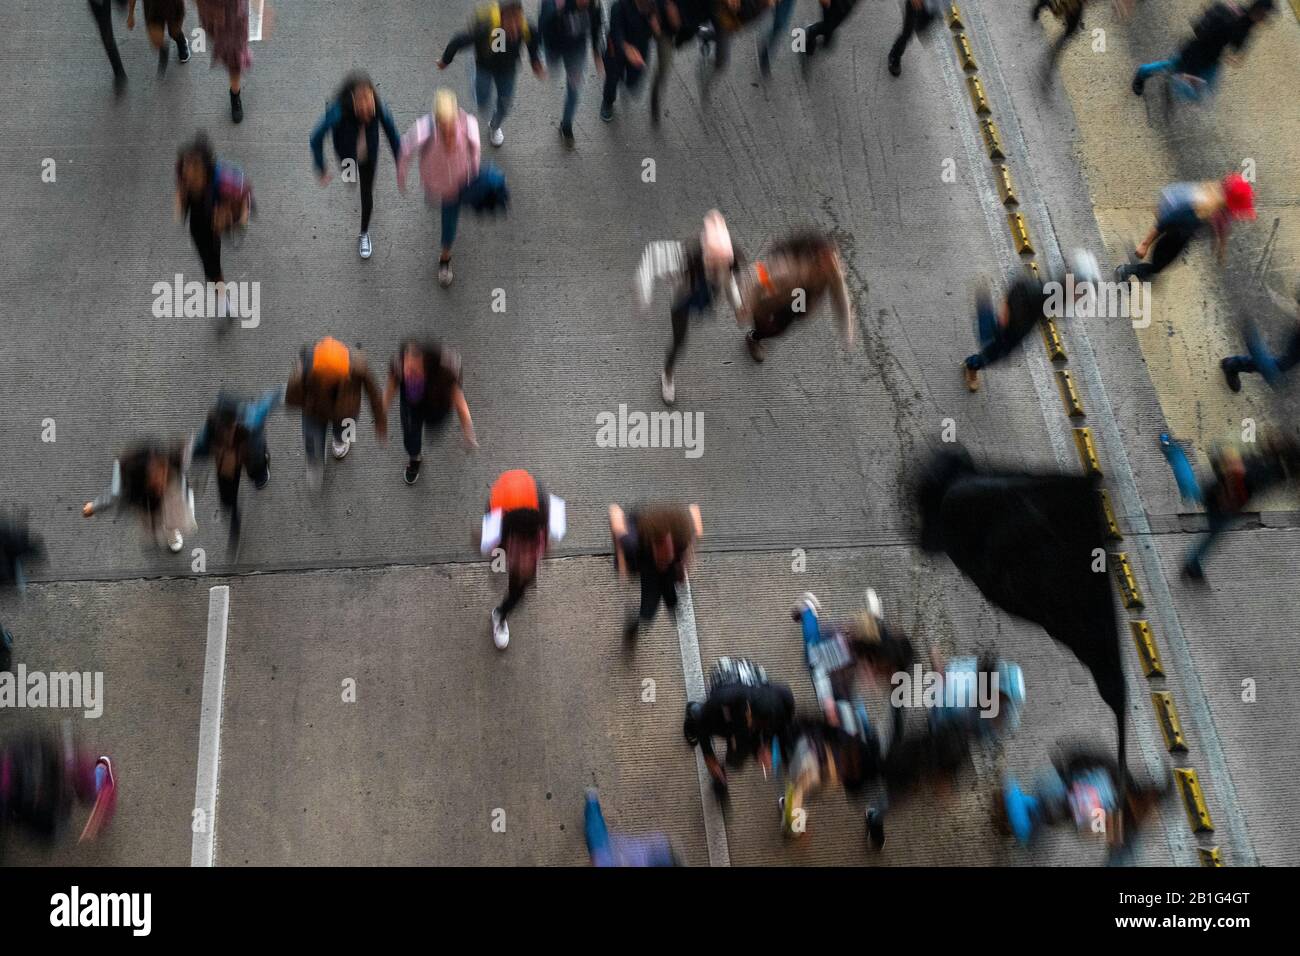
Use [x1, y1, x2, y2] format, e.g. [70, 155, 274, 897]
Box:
[761, 0, 796, 71]
[1130, 228, 1192, 280]
[359, 156, 377, 234]
[602, 50, 628, 116]
[797, 604, 822, 666]
[496, 570, 529, 620]
[584, 791, 615, 866]
[964, 290, 1001, 370]
[440, 200, 462, 258]
[1184, 510, 1233, 577]
[889, 1, 919, 70]
[651, 37, 673, 120]
[624, 62, 646, 99]
[88, 0, 128, 86]
[820, 2, 854, 49]
[302, 414, 326, 484]
[474, 62, 494, 115]
[1158, 434, 1203, 504]
[490, 67, 518, 131]
[664, 298, 692, 375]
[1031, 0, 1052, 17]
[219, 473, 242, 552]
[1046, 6, 1084, 69]
[561, 47, 585, 133]
[1133, 58, 1175, 91]
[192, 218, 223, 284]
[245, 431, 270, 489]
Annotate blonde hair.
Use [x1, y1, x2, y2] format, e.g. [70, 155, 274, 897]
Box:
[434, 89, 457, 124]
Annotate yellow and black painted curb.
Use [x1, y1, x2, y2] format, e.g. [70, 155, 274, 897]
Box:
[946, 4, 1220, 863]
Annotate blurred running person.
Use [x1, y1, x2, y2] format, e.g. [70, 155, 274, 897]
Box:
[1114, 173, 1255, 284]
[609, 501, 702, 639]
[479, 469, 566, 649]
[438, 2, 545, 148]
[887, 0, 943, 78]
[383, 339, 478, 485]
[1132, 0, 1276, 101]
[190, 388, 282, 555]
[735, 229, 854, 363]
[1158, 431, 1300, 579]
[126, 0, 190, 75]
[584, 790, 680, 866]
[284, 337, 388, 489]
[310, 73, 403, 260]
[0, 730, 118, 849]
[398, 89, 482, 288]
[684, 656, 796, 797]
[83, 442, 195, 553]
[634, 210, 744, 405]
[962, 273, 1048, 391]
[175, 134, 254, 318]
[194, 0, 259, 123]
[601, 0, 660, 122]
[539, 0, 605, 146]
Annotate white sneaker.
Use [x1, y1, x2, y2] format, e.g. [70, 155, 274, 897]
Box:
[491, 609, 510, 650]
[791, 591, 821, 620]
[660, 369, 675, 405]
[331, 438, 350, 460]
[489, 125, 505, 147]
[168, 530, 184, 553]
[359, 233, 372, 259]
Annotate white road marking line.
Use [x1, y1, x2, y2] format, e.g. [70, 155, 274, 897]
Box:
[674, 579, 731, 867]
[191, 585, 230, 867]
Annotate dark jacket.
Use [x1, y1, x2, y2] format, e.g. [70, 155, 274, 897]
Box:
[285, 344, 387, 431]
[539, 0, 604, 58]
[309, 92, 401, 175]
[441, 5, 543, 74]
[607, 0, 658, 56]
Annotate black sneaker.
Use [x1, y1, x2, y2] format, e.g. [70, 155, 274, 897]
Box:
[230, 89, 244, 124]
[600, 102, 613, 123]
[888, 56, 901, 78]
[1131, 72, 1146, 97]
[254, 454, 270, 490]
[404, 459, 421, 485]
[559, 123, 575, 148]
[745, 330, 766, 363]
[758, 46, 771, 78]
[1220, 358, 1242, 393]
[1182, 559, 1206, 582]
[177, 34, 191, 64]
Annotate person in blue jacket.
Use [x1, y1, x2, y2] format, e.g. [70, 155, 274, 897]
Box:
[190, 387, 283, 554]
[310, 73, 402, 260]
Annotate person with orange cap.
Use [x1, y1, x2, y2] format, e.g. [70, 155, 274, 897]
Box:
[284, 337, 387, 489]
[479, 469, 566, 649]
[635, 210, 744, 405]
[1114, 173, 1255, 284]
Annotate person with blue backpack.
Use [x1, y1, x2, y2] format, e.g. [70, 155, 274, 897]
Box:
[538, 0, 605, 147]
[310, 73, 402, 260]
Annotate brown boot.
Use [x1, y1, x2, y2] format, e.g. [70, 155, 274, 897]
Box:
[963, 364, 980, 392]
[746, 331, 766, 363]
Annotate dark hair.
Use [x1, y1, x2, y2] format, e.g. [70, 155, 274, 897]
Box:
[632, 503, 695, 555]
[1249, 0, 1276, 15]
[1006, 276, 1047, 327]
[175, 133, 216, 189]
[118, 444, 182, 519]
[337, 72, 376, 117]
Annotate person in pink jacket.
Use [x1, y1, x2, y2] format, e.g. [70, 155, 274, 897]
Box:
[397, 89, 482, 288]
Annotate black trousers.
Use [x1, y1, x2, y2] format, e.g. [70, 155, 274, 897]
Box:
[359, 156, 377, 233]
[190, 216, 223, 283]
[496, 570, 533, 620]
[638, 569, 679, 623]
[1045, 4, 1086, 69]
[1126, 225, 1196, 280]
[215, 435, 269, 549]
[88, 0, 127, 81]
[888, 2, 937, 65]
[807, 0, 858, 52]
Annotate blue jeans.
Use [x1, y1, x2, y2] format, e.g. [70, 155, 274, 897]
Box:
[766, 0, 796, 55]
[1135, 58, 1220, 101]
[549, 45, 587, 130]
[474, 64, 518, 130]
[440, 199, 462, 250]
[965, 294, 1005, 370]
[302, 415, 345, 466]
[1224, 325, 1300, 387]
[1159, 439, 1204, 505]
[584, 792, 677, 867]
